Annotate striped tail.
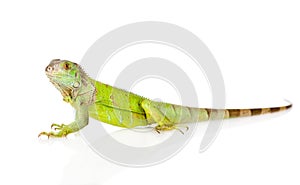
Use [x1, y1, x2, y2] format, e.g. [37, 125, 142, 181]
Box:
[206, 104, 292, 119]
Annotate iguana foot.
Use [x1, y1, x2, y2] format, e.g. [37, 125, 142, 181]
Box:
[38, 124, 72, 138]
[155, 125, 189, 135]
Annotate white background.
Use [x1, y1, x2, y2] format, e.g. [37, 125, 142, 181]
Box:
[0, 0, 299, 185]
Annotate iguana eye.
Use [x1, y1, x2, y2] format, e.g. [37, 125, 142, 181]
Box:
[63, 63, 71, 70]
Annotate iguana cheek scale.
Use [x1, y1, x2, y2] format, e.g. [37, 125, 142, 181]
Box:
[38, 59, 292, 138]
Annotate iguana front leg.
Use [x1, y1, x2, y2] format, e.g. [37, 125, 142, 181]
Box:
[38, 106, 89, 138]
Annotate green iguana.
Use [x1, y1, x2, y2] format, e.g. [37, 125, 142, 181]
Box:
[38, 59, 292, 138]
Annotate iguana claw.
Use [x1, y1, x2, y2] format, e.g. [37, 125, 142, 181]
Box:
[38, 130, 69, 138]
[51, 123, 66, 130]
[176, 125, 189, 134]
[38, 132, 51, 139]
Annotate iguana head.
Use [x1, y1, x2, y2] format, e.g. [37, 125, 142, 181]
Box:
[45, 59, 95, 104]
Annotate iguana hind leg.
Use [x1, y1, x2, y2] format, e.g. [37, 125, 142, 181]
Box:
[141, 99, 187, 134]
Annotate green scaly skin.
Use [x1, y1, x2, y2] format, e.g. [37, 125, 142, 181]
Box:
[38, 59, 292, 138]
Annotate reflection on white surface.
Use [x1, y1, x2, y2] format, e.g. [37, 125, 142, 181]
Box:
[58, 136, 124, 185]
[35, 109, 293, 185]
[109, 126, 175, 147]
[58, 127, 178, 184]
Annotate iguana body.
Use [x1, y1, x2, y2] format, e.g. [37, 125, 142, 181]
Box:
[39, 59, 292, 138]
